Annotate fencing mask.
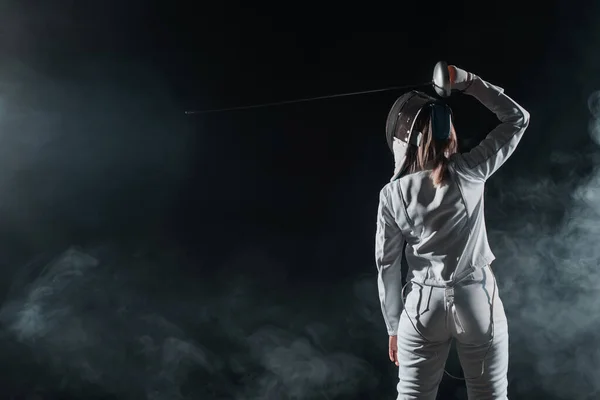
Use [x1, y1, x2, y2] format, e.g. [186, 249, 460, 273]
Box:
[385, 90, 452, 179]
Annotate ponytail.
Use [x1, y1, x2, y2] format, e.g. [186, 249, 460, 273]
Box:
[431, 154, 450, 188]
[402, 113, 457, 186]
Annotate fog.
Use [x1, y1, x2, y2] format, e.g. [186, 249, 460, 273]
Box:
[1, 7, 600, 400]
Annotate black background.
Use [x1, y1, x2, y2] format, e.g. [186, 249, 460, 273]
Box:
[1, 0, 600, 399]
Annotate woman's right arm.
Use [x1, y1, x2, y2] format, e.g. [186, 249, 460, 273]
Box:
[450, 66, 530, 181]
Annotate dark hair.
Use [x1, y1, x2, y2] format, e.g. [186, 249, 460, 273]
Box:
[403, 107, 458, 187]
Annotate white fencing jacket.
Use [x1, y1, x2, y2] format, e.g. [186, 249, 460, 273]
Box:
[375, 71, 530, 336]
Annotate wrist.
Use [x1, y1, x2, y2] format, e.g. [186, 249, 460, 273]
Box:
[450, 66, 471, 84]
[450, 66, 477, 92]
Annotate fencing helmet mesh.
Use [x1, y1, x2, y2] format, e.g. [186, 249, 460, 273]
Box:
[385, 90, 452, 179]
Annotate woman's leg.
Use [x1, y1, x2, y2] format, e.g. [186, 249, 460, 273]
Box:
[396, 285, 452, 400]
[454, 266, 509, 400]
[456, 320, 509, 399]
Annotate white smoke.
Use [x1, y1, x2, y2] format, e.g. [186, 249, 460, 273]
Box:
[589, 90, 600, 144]
[0, 245, 382, 399]
[480, 90, 600, 399]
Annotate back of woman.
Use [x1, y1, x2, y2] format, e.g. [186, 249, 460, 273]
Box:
[375, 65, 530, 400]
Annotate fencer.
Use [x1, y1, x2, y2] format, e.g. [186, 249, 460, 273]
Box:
[375, 65, 530, 399]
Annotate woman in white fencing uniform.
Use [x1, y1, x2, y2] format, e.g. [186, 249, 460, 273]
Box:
[375, 65, 530, 399]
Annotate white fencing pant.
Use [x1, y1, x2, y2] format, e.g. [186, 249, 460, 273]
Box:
[396, 265, 509, 400]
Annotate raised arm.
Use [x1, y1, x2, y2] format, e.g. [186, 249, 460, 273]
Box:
[375, 187, 405, 336]
[450, 66, 530, 181]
